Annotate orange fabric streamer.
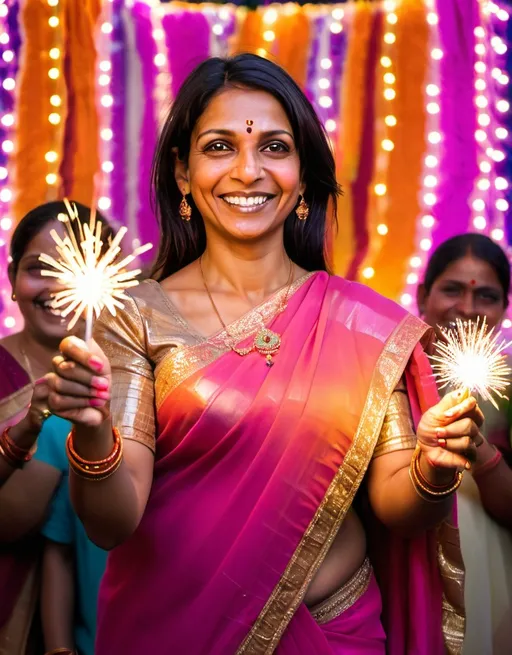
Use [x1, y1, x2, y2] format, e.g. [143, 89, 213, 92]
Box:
[61, 0, 101, 205]
[369, 0, 429, 301]
[11, 0, 67, 221]
[273, 8, 310, 88]
[331, 3, 375, 277]
[232, 9, 266, 56]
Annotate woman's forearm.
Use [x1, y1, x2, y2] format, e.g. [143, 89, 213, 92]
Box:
[0, 416, 39, 485]
[69, 420, 152, 550]
[473, 443, 512, 529]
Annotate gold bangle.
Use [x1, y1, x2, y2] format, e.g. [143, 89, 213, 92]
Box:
[66, 428, 123, 481]
[409, 446, 463, 502]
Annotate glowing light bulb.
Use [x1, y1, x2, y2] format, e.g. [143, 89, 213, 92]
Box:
[426, 84, 440, 96]
[410, 256, 422, 268]
[152, 28, 164, 41]
[407, 273, 419, 285]
[332, 8, 344, 21]
[4, 317, 15, 329]
[318, 78, 330, 90]
[2, 78, 15, 91]
[98, 196, 111, 210]
[1, 114, 13, 127]
[476, 95, 488, 108]
[422, 215, 435, 228]
[427, 12, 439, 25]
[497, 100, 510, 113]
[375, 183, 387, 196]
[325, 119, 336, 133]
[480, 161, 492, 174]
[420, 238, 432, 251]
[48, 113, 61, 125]
[475, 61, 486, 73]
[492, 229, 504, 241]
[0, 188, 12, 202]
[362, 267, 375, 279]
[0, 34, 9, 45]
[493, 150, 505, 162]
[424, 193, 436, 206]
[385, 115, 397, 127]
[496, 199, 509, 211]
[498, 9, 509, 21]
[263, 30, 275, 42]
[154, 53, 166, 67]
[425, 155, 438, 168]
[46, 173, 57, 185]
[383, 73, 396, 85]
[428, 131, 441, 144]
[99, 61, 111, 73]
[48, 16, 59, 28]
[50, 95, 61, 107]
[424, 175, 438, 187]
[475, 130, 487, 143]
[380, 56, 392, 68]
[319, 96, 333, 108]
[2, 140, 13, 153]
[477, 178, 491, 191]
[0, 167, 7, 180]
[330, 22, 343, 35]
[474, 26, 485, 38]
[384, 33, 396, 45]
[101, 128, 113, 141]
[475, 43, 486, 56]
[321, 58, 332, 70]
[478, 114, 491, 127]
[494, 43, 507, 55]
[431, 48, 443, 60]
[48, 68, 59, 79]
[473, 198, 485, 211]
[401, 293, 413, 306]
[382, 139, 394, 151]
[498, 74, 509, 85]
[503, 319, 512, 329]
[47, 0, 59, 6]
[2, 50, 13, 63]
[475, 79, 486, 91]
[98, 74, 110, 87]
[473, 216, 486, 230]
[495, 177, 508, 190]
[384, 88, 396, 101]
[45, 150, 58, 163]
[101, 22, 113, 34]
[102, 161, 114, 173]
[387, 13, 398, 25]
[49, 47, 60, 59]
[0, 217, 12, 230]
[377, 223, 389, 235]
[427, 102, 440, 114]
[212, 24, 223, 36]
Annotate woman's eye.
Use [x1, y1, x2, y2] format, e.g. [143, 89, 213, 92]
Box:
[205, 142, 231, 153]
[441, 286, 460, 297]
[263, 142, 289, 153]
[477, 291, 501, 303]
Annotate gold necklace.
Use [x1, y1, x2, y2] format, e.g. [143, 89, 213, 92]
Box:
[200, 257, 294, 367]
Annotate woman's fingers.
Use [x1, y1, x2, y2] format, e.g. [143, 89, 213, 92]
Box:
[48, 391, 108, 412]
[424, 448, 472, 470]
[439, 396, 477, 423]
[436, 417, 480, 440]
[58, 336, 110, 375]
[51, 356, 109, 391]
[45, 372, 110, 400]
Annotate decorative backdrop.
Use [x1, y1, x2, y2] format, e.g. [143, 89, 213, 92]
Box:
[0, 0, 511, 336]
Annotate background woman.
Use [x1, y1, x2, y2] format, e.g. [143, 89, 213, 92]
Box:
[0, 201, 110, 655]
[47, 55, 480, 655]
[418, 233, 512, 655]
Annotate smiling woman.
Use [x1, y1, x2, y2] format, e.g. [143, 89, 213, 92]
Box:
[46, 54, 481, 655]
[0, 201, 112, 655]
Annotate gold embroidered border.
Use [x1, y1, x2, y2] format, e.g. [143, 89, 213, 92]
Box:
[155, 273, 316, 411]
[0, 384, 32, 427]
[437, 522, 465, 654]
[237, 313, 429, 654]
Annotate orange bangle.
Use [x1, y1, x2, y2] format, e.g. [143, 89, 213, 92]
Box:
[67, 426, 121, 467]
[0, 429, 33, 468]
[409, 446, 463, 502]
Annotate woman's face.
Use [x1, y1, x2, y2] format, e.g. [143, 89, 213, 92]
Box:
[10, 220, 77, 344]
[419, 255, 506, 330]
[177, 87, 302, 243]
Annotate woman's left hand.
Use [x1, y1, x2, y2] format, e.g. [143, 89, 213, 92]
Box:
[416, 389, 484, 470]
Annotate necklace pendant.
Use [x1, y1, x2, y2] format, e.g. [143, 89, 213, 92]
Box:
[254, 327, 281, 364]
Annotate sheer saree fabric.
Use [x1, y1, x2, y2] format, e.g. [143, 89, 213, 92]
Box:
[0, 345, 41, 655]
[94, 272, 464, 655]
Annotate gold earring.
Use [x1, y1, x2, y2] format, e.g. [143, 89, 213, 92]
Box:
[179, 194, 192, 221]
[11, 292, 16, 301]
[296, 195, 309, 221]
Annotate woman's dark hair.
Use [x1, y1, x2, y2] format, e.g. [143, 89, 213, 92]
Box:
[151, 53, 340, 280]
[9, 200, 113, 277]
[424, 233, 510, 308]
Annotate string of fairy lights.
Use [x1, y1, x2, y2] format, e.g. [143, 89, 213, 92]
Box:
[362, 0, 399, 282]
[400, 0, 442, 308]
[46, 0, 64, 192]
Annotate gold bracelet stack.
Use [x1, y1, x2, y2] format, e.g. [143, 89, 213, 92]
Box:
[0, 428, 35, 468]
[409, 445, 463, 503]
[66, 427, 123, 481]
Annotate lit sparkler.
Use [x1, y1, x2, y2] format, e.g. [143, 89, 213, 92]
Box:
[39, 199, 152, 342]
[430, 318, 512, 409]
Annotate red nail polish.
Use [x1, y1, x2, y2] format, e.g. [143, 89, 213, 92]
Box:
[94, 389, 110, 400]
[91, 377, 109, 391]
[89, 398, 104, 407]
[437, 438, 447, 448]
[34, 377, 46, 385]
[89, 357, 104, 372]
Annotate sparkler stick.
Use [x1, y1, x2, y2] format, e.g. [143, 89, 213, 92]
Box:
[39, 200, 152, 342]
[430, 318, 512, 409]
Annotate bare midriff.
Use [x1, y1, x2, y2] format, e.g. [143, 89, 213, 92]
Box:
[304, 508, 367, 606]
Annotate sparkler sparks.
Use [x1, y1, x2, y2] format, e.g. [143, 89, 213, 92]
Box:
[39, 199, 152, 342]
[430, 318, 512, 409]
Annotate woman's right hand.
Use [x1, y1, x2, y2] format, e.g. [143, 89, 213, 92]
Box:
[45, 336, 111, 427]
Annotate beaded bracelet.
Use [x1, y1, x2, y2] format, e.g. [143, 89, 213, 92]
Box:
[409, 445, 463, 503]
[66, 427, 123, 482]
[0, 428, 34, 468]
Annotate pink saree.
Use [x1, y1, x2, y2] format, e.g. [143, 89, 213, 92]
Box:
[95, 272, 464, 654]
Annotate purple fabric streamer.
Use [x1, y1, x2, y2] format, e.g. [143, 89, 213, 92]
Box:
[329, 21, 347, 121]
[132, 1, 159, 251]
[304, 16, 324, 105]
[109, 0, 127, 237]
[430, 0, 479, 249]
[162, 10, 211, 98]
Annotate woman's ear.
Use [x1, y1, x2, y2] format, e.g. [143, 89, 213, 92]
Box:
[7, 262, 15, 297]
[174, 150, 190, 196]
[416, 284, 427, 317]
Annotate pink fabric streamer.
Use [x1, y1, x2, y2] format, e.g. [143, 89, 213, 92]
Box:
[430, 0, 479, 249]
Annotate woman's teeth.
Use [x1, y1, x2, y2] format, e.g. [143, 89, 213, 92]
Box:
[222, 195, 270, 207]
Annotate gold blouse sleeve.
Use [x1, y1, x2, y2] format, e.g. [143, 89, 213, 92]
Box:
[94, 294, 156, 453]
[373, 377, 416, 458]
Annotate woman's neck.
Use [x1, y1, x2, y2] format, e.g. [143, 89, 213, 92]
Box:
[10, 329, 59, 379]
[201, 240, 294, 303]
